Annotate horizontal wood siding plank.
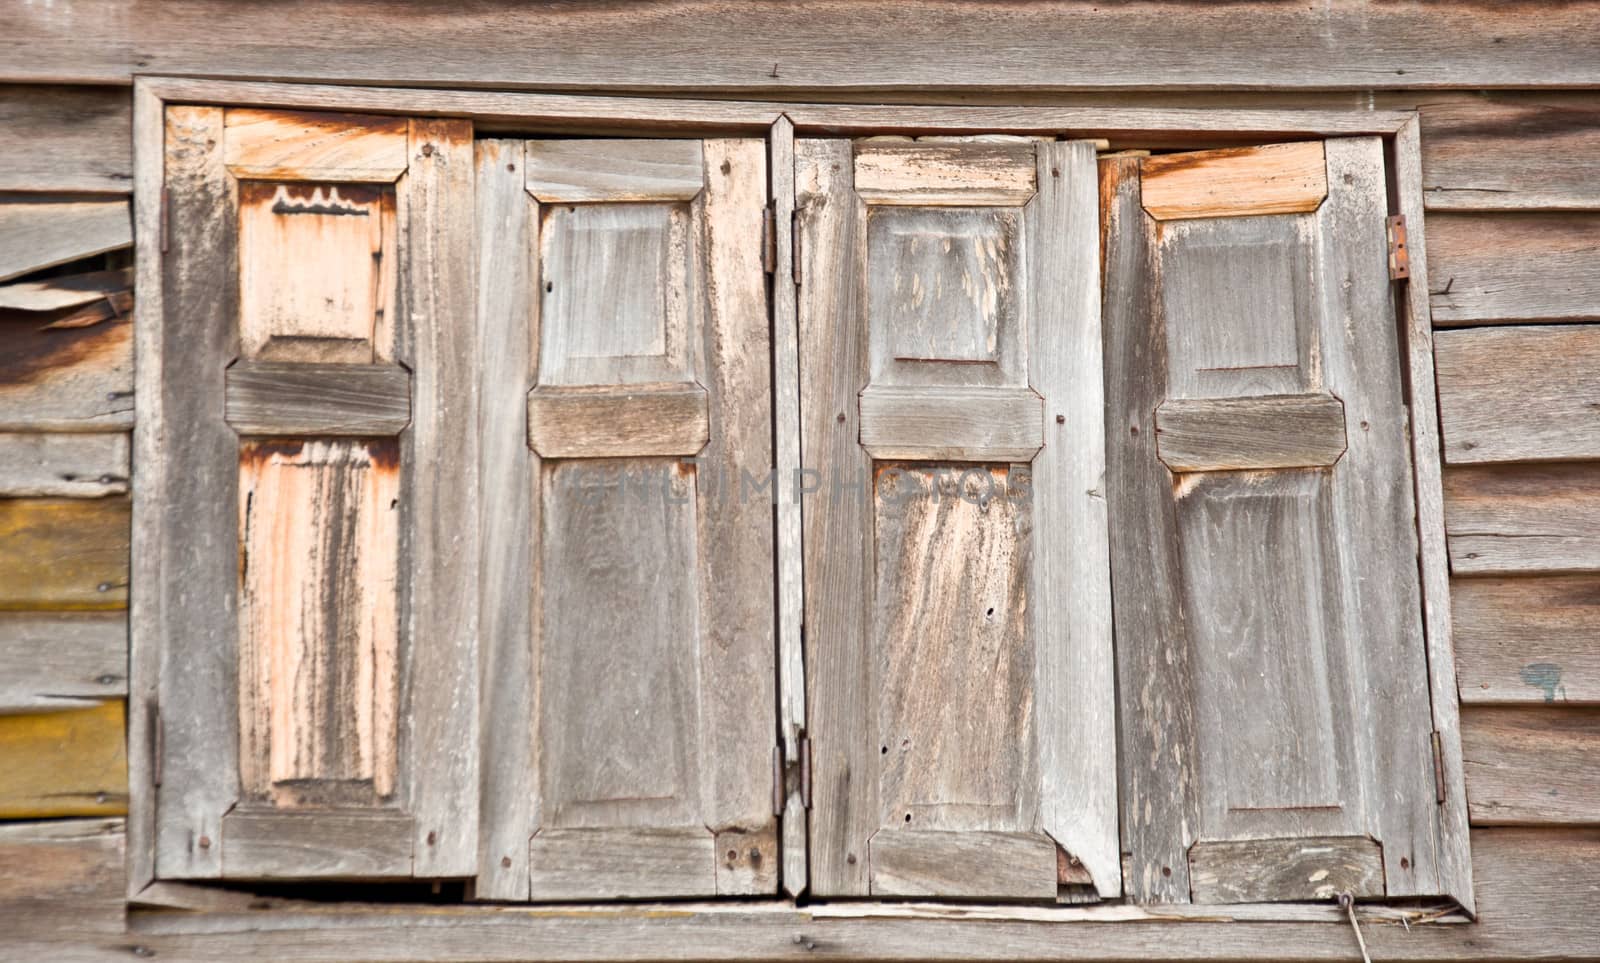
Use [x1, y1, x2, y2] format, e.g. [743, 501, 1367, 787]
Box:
[0, 200, 131, 283]
[1419, 94, 1600, 211]
[0, 818, 124, 943]
[0, 267, 131, 312]
[1443, 465, 1600, 575]
[0, 701, 126, 817]
[10, 2, 1600, 89]
[1462, 706, 1600, 825]
[0, 308, 133, 431]
[224, 361, 412, 436]
[1428, 215, 1600, 326]
[0, 612, 126, 712]
[0, 85, 131, 193]
[0, 497, 129, 609]
[0, 432, 129, 497]
[1435, 326, 1600, 464]
[1454, 575, 1600, 705]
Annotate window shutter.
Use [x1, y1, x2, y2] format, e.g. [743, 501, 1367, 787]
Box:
[798, 139, 1118, 900]
[1102, 140, 1447, 903]
[474, 139, 777, 900]
[153, 108, 477, 879]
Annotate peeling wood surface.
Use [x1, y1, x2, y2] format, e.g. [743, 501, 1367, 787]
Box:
[0, 267, 132, 312]
[1419, 94, 1600, 211]
[0, 497, 129, 610]
[1140, 142, 1326, 220]
[0, 612, 126, 712]
[1443, 465, 1600, 575]
[1453, 575, 1600, 705]
[0, 432, 129, 497]
[0, 200, 131, 283]
[1462, 706, 1600, 825]
[0, 701, 127, 818]
[1437, 326, 1600, 463]
[0, 85, 131, 193]
[0, 307, 133, 431]
[224, 108, 409, 182]
[1428, 215, 1600, 325]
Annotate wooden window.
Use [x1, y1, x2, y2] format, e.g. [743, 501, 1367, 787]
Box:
[1102, 141, 1454, 904]
[475, 139, 777, 900]
[796, 139, 1119, 900]
[149, 108, 476, 880]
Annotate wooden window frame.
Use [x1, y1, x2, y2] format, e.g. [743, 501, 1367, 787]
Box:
[129, 76, 1470, 952]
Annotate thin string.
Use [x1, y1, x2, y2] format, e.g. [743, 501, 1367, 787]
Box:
[1339, 892, 1373, 963]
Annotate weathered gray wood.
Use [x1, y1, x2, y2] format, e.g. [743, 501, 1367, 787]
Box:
[1454, 575, 1600, 704]
[1188, 837, 1384, 904]
[1420, 94, 1600, 211]
[473, 140, 536, 901]
[0, 85, 131, 193]
[526, 139, 704, 202]
[0, 818, 123, 946]
[0, 199, 131, 282]
[855, 142, 1036, 205]
[1429, 214, 1600, 325]
[0, 304, 133, 432]
[858, 385, 1042, 462]
[529, 828, 715, 901]
[1141, 141, 1326, 220]
[1435, 325, 1600, 464]
[1155, 394, 1346, 472]
[221, 810, 414, 879]
[526, 383, 708, 458]
[0, 432, 128, 497]
[399, 117, 480, 878]
[0, 613, 126, 712]
[224, 361, 411, 436]
[869, 831, 1056, 899]
[1443, 464, 1600, 574]
[1462, 706, 1600, 825]
[0, 267, 131, 311]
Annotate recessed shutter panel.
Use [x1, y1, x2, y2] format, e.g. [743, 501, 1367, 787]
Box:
[798, 139, 1118, 900]
[475, 139, 777, 901]
[1102, 140, 1445, 903]
[154, 108, 477, 879]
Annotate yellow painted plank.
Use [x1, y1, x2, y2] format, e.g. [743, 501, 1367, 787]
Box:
[0, 497, 129, 610]
[0, 700, 126, 818]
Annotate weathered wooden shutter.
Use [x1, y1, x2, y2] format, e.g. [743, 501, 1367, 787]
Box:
[475, 139, 777, 900]
[1102, 141, 1447, 903]
[154, 108, 477, 879]
[798, 139, 1118, 900]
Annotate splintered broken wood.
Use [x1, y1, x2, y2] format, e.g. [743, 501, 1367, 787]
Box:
[0, 303, 133, 431]
[1141, 142, 1327, 220]
[0, 200, 131, 283]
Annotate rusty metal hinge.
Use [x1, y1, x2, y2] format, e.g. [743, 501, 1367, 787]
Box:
[1431, 730, 1446, 804]
[762, 203, 777, 274]
[160, 185, 171, 254]
[791, 209, 803, 287]
[1387, 213, 1410, 280]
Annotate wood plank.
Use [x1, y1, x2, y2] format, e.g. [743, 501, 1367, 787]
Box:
[1141, 142, 1326, 220]
[526, 383, 709, 458]
[0, 497, 128, 610]
[0, 818, 123, 943]
[1188, 837, 1384, 904]
[1155, 394, 1347, 471]
[20, 2, 1600, 90]
[0, 432, 128, 497]
[223, 108, 409, 181]
[854, 142, 1037, 206]
[0, 85, 131, 193]
[0, 612, 126, 712]
[1420, 94, 1600, 211]
[221, 810, 414, 879]
[1461, 706, 1600, 825]
[858, 385, 1042, 461]
[1454, 575, 1600, 705]
[0, 199, 131, 283]
[1436, 326, 1600, 463]
[0, 303, 133, 431]
[529, 828, 715, 901]
[1429, 214, 1600, 325]
[0, 267, 131, 311]
[224, 361, 411, 436]
[869, 830, 1056, 899]
[0, 701, 126, 817]
[1443, 464, 1600, 575]
[525, 139, 704, 202]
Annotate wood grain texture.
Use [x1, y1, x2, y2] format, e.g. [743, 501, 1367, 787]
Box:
[1141, 142, 1326, 220]
[526, 383, 709, 458]
[221, 810, 414, 879]
[0, 85, 131, 193]
[0, 267, 131, 311]
[0, 701, 126, 817]
[869, 830, 1057, 899]
[223, 108, 409, 182]
[1428, 214, 1600, 325]
[525, 139, 704, 202]
[529, 828, 715, 900]
[0, 496, 128, 610]
[1454, 575, 1600, 704]
[858, 385, 1042, 461]
[1420, 94, 1600, 210]
[0, 612, 126, 712]
[855, 142, 1036, 205]
[0, 199, 131, 282]
[1155, 394, 1346, 471]
[1436, 325, 1600, 463]
[1461, 706, 1600, 825]
[0, 818, 123, 945]
[0, 432, 128, 497]
[1443, 464, 1600, 574]
[225, 361, 411, 436]
[0, 306, 133, 431]
[1188, 837, 1383, 903]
